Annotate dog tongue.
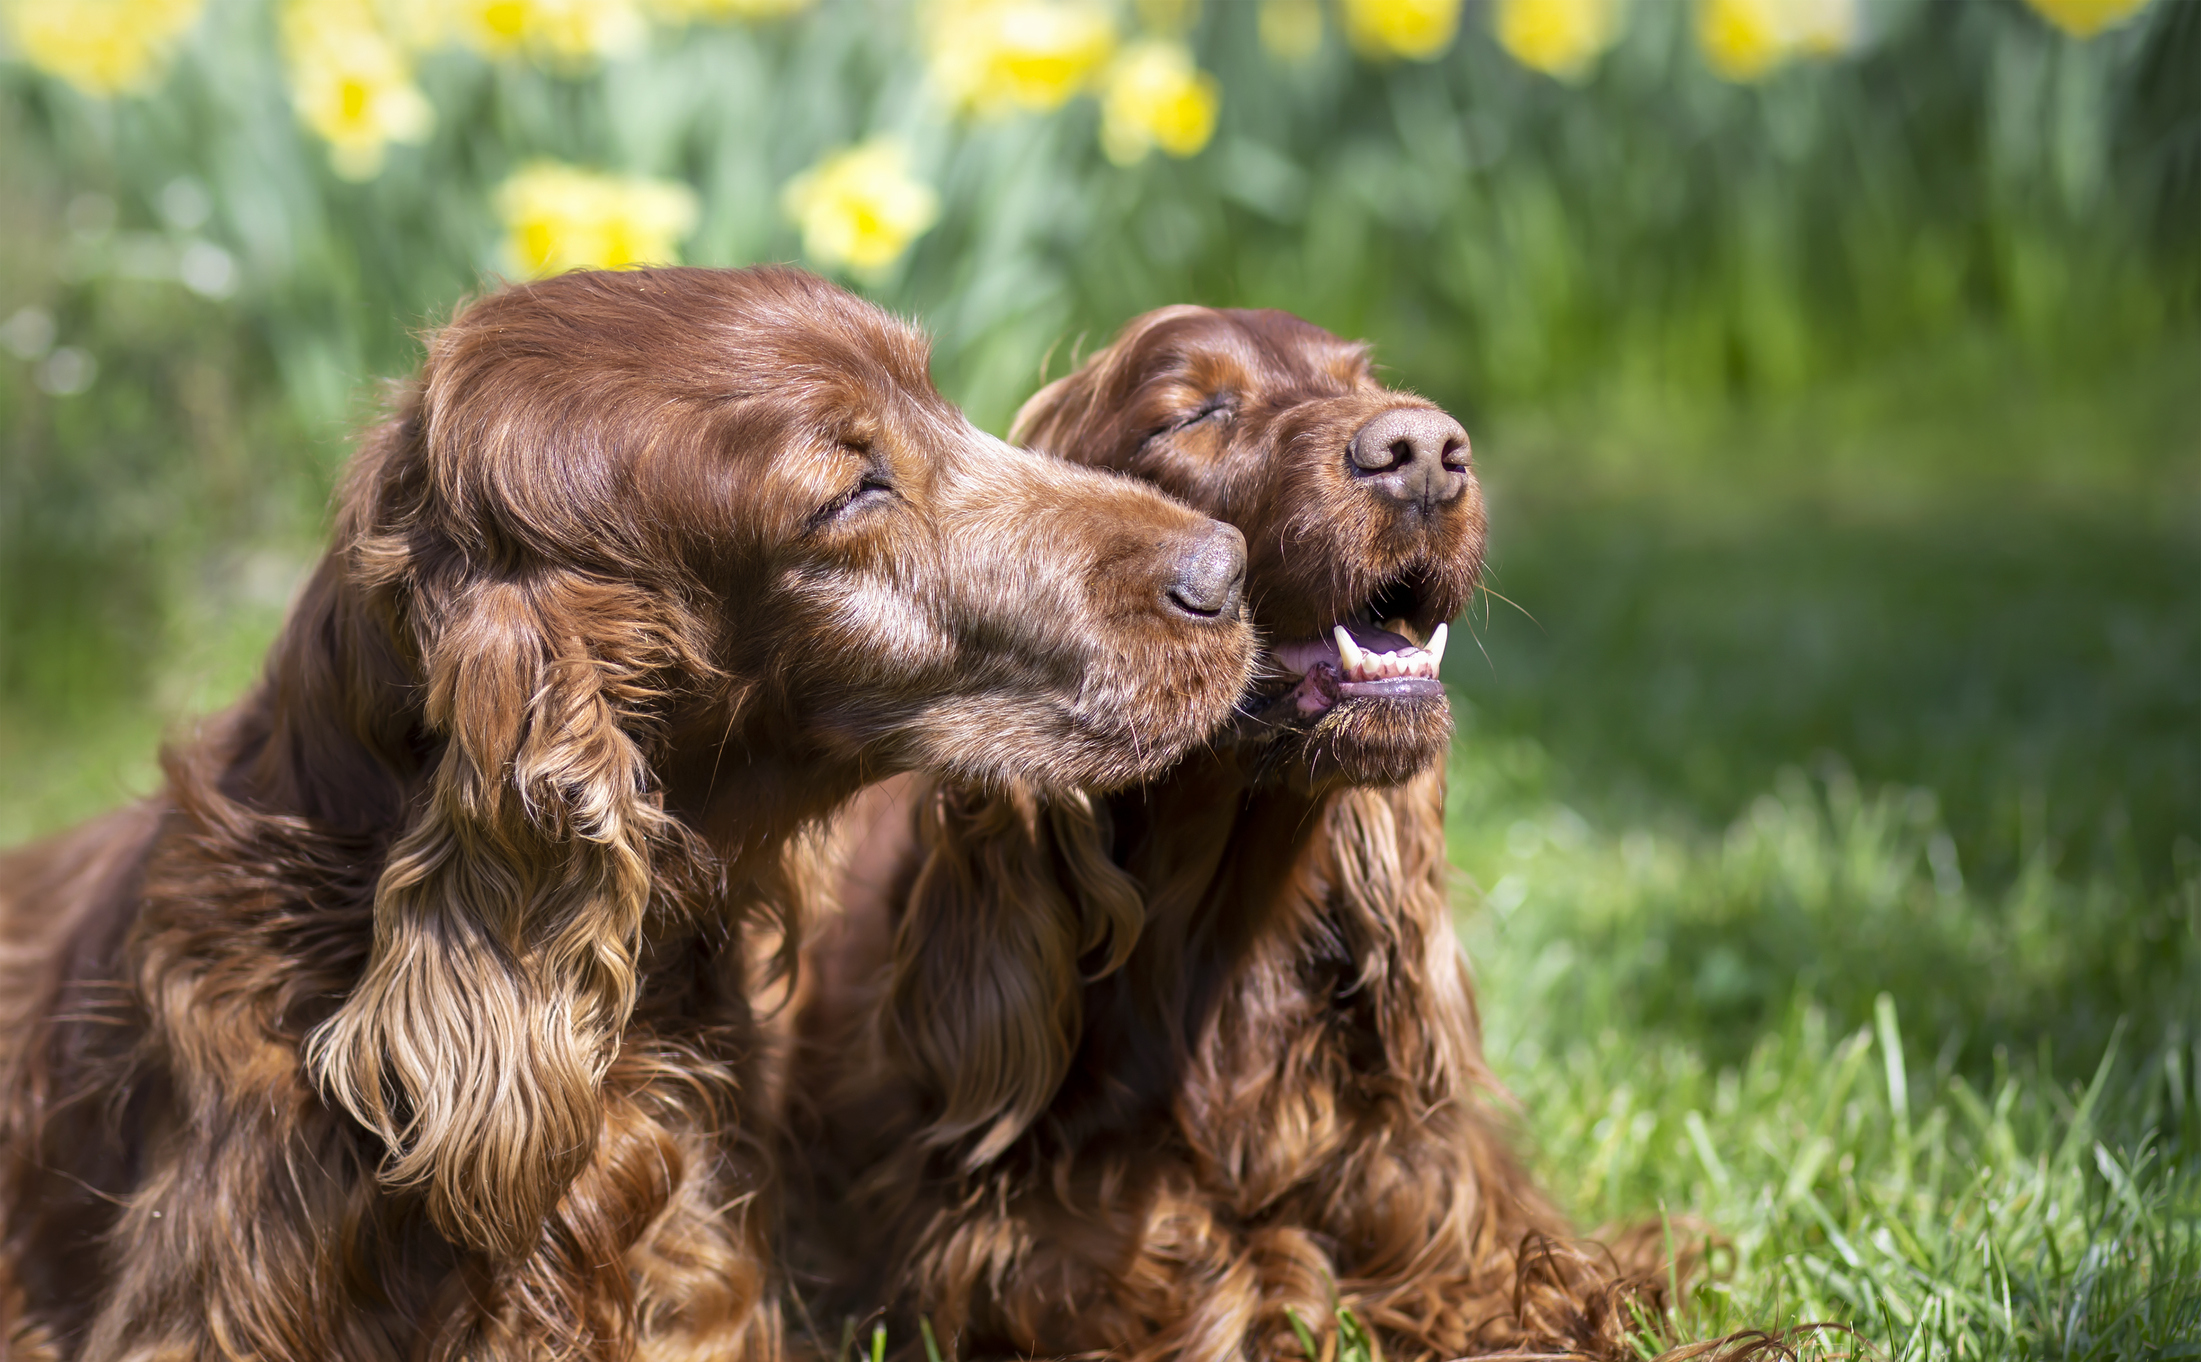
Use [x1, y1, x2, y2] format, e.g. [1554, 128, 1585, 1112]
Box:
[1273, 623, 1420, 673]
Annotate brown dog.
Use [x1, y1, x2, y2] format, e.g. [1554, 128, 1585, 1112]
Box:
[0, 268, 1255, 1361]
[790, 306, 1669, 1361]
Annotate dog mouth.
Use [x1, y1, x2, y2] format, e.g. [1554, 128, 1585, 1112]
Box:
[1260, 575, 1449, 719]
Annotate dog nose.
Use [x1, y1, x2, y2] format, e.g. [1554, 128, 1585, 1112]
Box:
[1164, 522, 1247, 620]
[1348, 408, 1471, 514]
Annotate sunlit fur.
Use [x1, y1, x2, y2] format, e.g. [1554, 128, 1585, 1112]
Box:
[0, 267, 1253, 1361]
[789, 308, 1690, 1362]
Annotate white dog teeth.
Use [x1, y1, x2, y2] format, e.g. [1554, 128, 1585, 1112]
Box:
[1332, 624, 1447, 683]
[1333, 626, 1364, 677]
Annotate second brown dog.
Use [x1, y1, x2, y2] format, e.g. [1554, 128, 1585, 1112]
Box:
[790, 306, 1673, 1361]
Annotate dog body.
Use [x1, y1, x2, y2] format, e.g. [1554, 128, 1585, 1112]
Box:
[0, 268, 1254, 1361]
[793, 307, 1662, 1361]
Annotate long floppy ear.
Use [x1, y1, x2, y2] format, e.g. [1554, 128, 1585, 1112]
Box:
[1010, 306, 1210, 458]
[884, 784, 1142, 1167]
[1007, 366, 1099, 456]
[305, 556, 713, 1260]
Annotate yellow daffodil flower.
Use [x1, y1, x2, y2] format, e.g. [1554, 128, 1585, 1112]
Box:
[1100, 40, 1219, 165]
[1258, 0, 1323, 62]
[927, 0, 1116, 116]
[497, 162, 700, 276]
[282, 0, 434, 180]
[781, 140, 941, 274]
[2022, 0, 2151, 38]
[1339, 0, 1461, 61]
[1494, 0, 1626, 80]
[3, 0, 207, 96]
[1697, 0, 1856, 82]
[455, 0, 645, 65]
[1698, 0, 1784, 79]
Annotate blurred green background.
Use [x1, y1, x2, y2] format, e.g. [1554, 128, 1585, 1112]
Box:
[2, 0, 2196, 1355]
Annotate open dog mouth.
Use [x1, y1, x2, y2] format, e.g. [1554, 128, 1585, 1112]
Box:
[1262, 577, 1450, 719]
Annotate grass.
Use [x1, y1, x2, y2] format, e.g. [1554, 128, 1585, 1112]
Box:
[1416, 369, 2201, 1362]
[1183, 360, 2201, 1362]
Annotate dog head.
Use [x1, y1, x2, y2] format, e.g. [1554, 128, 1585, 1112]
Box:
[1015, 305, 1483, 785]
[874, 306, 1481, 1168]
[305, 267, 1252, 1260]
[367, 267, 1255, 802]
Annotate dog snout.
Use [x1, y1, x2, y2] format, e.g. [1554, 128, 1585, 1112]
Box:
[1347, 408, 1472, 515]
[1164, 522, 1248, 620]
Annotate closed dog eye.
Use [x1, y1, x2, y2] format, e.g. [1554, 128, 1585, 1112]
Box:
[811, 471, 896, 529]
[1139, 395, 1236, 449]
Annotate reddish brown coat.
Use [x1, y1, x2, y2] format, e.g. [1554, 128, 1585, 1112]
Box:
[792, 308, 1679, 1362]
[0, 268, 1255, 1361]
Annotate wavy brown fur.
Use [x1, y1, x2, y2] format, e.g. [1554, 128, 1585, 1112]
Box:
[789, 307, 1687, 1361]
[0, 267, 1255, 1361]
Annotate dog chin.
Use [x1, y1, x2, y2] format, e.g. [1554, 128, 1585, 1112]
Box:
[1243, 691, 1454, 790]
[970, 700, 1251, 795]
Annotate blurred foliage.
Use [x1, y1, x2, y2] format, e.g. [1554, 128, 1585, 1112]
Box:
[1472, 408, 2200, 896]
[1, 0, 2194, 427]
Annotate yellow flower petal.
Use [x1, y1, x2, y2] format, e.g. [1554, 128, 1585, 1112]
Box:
[497, 162, 700, 276]
[453, 0, 645, 65]
[1696, 0, 1858, 81]
[1339, 0, 1462, 62]
[927, 0, 1116, 116]
[282, 0, 436, 179]
[781, 140, 940, 274]
[5, 0, 208, 96]
[1494, 0, 1626, 80]
[1100, 41, 1219, 166]
[2022, 0, 2151, 38]
[1697, 0, 1784, 80]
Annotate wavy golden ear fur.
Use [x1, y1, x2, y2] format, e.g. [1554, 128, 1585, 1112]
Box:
[304, 552, 715, 1258]
[885, 784, 1141, 1166]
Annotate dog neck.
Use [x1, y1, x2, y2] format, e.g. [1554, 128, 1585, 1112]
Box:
[1037, 748, 1457, 1157]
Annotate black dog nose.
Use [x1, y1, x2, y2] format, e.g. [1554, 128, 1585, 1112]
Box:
[1164, 522, 1247, 620]
[1348, 408, 1472, 514]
